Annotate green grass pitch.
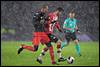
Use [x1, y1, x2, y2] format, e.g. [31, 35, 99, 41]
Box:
[1, 41, 99, 66]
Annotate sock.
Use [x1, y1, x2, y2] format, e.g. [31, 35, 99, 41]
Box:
[75, 43, 80, 56]
[38, 47, 48, 60]
[49, 46, 55, 63]
[22, 45, 34, 51]
[57, 48, 62, 58]
[57, 43, 62, 58]
[38, 50, 44, 60]
[61, 41, 67, 49]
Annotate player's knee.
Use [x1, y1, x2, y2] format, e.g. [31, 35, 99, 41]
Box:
[74, 39, 79, 44]
[57, 45, 61, 49]
[57, 40, 62, 48]
[57, 42, 61, 49]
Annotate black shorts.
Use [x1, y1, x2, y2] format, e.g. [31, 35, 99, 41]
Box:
[47, 34, 58, 43]
[65, 32, 77, 42]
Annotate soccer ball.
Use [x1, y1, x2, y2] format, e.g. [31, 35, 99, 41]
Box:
[67, 56, 75, 64]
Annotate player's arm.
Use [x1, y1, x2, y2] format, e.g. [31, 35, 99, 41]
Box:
[55, 22, 66, 41]
[75, 25, 78, 31]
[74, 19, 81, 33]
[32, 12, 39, 25]
[75, 24, 81, 33]
[55, 22, 63, 33]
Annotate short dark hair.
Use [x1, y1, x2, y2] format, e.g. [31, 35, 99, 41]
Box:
[56, 7, 64, 12]
[70, 9, 75, 14]
[42, 5, 48, 9]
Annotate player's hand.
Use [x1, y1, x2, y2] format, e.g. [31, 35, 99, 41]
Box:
[76, 29, 81, 34]
[77, 31, 81, 34]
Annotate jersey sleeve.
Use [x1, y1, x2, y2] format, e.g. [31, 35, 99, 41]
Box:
[63, 18, 69, 28]
[75, 19, 79, 23]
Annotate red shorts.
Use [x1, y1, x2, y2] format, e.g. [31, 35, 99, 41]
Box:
[32, 32, 50, 46]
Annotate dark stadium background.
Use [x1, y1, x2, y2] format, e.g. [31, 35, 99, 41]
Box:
[1, 1, 99, 41]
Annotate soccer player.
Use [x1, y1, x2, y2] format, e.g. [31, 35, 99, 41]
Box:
[36, 7, 66, 64]
[61, 11, 81, 56]
[17, 5, 50, 54]
[17, 5, 59, 64]
[61, 25, 80, 48]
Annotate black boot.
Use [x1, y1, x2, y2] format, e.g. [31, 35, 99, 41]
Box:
[58, 57, 66, 62]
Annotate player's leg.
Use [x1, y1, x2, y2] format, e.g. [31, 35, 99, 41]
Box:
[61, 32, 71, 49]
[72, 32, 81, 56]
[74, 39, 81, 56]
[48, 45, 56, 64]
[17, 42, 39, 54]
[37, 42, 57, 64]
[17, 32, 40, 54]
[56, 40, 66, 62]
[37, 46, 48, 64]
[17, 44, 24, 54]
[61, 40, 67, 49]
[37, 33, 57, 64]
[49, 34, 66, 62]
[61, 39, 70, 49]
[17, 44, 36, 54]
[22, 36, 39, 51]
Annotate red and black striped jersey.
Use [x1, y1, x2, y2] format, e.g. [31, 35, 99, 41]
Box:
[44, 13, 61, 34]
